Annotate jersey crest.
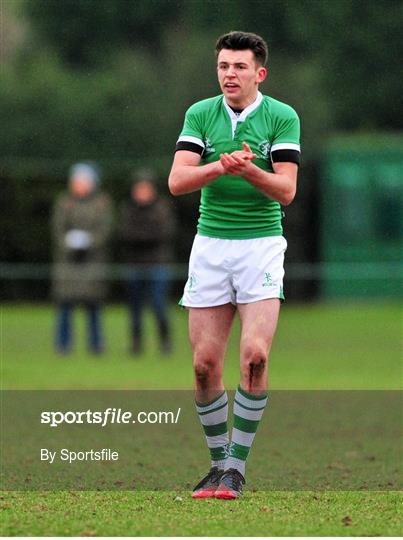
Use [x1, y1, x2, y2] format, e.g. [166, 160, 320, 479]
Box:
[203, 137, 215, 155]
[258, 140, 271, 159]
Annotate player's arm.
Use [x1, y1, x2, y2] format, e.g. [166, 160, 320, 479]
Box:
[240, 105, 301, 205]
[220, 142, 298, 206]
[168, 150, 225, 196]
[243, 160, 298, 206]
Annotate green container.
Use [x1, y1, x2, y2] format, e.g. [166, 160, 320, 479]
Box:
[321, 134, 403, 298]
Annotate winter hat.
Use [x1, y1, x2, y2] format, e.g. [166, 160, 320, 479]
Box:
[131, 167, 156, 184]
[69, 162, 101, 186]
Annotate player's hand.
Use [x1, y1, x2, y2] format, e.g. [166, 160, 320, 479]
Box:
[220, 152, 253, 176]
[241, 142, 255, 155]
[220, 142, 256, 176]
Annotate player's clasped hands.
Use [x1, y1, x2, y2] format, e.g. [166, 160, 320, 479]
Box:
[220, 142, 256, 176]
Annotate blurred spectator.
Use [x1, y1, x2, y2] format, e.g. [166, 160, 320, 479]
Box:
[51, 162, 113, 354]
[120, 169, 176, 355]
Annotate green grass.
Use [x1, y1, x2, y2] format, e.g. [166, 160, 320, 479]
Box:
[1, 302, 402, 536]
[1, 491, 401, 536]
[1, 302, 401, 390]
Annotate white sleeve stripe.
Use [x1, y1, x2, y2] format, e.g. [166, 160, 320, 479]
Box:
[177, 135, 205, 149]
[271, 143, 300, 152]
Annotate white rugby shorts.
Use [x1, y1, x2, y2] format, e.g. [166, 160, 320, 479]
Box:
[179, 234, 287, 307]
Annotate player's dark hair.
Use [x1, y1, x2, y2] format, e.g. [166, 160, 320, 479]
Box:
[215, 31, 268, 66]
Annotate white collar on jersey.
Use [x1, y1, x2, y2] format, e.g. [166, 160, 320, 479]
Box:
[223, 91, 263, 138]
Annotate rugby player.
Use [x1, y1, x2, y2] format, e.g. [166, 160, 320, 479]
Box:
[168, 31, 300, 499]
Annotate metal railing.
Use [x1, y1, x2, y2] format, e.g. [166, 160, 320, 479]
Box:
[0, 262, 401, 281]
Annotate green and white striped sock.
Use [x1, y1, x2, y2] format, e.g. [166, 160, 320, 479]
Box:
[196, 391, 229, 470]
[226, 385, 268, 476]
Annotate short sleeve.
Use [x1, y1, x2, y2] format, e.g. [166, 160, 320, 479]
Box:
[271, 107, 301, 165]
[175, 106, 205, 154]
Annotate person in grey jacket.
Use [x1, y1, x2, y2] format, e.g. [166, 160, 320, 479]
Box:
[120, 169, 176, 355]
[52, 162, 113, 354]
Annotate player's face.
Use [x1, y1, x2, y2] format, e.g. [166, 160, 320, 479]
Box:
[217, 49, 267, 108]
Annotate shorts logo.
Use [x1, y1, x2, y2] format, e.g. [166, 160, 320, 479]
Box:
[262, 272, 274, 287]
[187, 272, 197, 292]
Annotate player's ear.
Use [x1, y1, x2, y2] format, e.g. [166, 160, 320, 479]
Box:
[257, 66, 267, 83]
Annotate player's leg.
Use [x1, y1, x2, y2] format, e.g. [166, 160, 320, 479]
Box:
[238, 298, 280, 394]
[190, 304, 236, 402]
[216, 298, 280, 499]
[189, 303, 236, 497]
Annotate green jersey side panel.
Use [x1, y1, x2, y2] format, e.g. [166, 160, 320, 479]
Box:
[177, 94, 300, 240]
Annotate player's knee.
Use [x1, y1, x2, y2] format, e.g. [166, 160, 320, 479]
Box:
[242, 344, 267, 376]
[193, 349, 220, 384]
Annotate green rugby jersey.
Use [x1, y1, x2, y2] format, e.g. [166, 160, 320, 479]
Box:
[175, 91, 300, 239]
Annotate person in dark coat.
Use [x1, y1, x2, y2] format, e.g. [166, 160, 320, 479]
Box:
[120, 169, 176, 355]
[52, 162, 113, 354]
